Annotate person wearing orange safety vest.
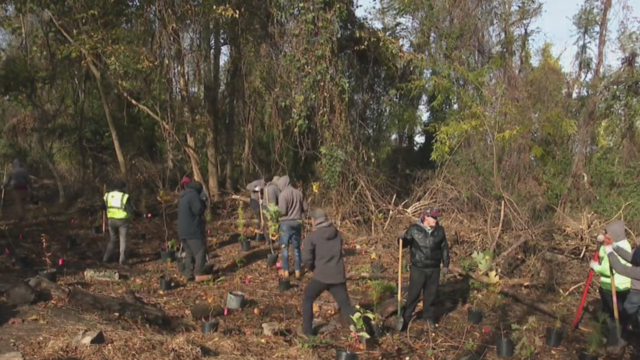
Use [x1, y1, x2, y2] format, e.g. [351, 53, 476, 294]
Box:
[101, 180, 139, 266]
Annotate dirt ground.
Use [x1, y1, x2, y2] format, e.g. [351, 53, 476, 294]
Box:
[0, 199, 638, 360]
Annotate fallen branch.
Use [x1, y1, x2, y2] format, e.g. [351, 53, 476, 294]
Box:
[230, 194, 251, 203]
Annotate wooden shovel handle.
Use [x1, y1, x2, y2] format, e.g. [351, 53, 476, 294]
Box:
[397, 240, 403, 305]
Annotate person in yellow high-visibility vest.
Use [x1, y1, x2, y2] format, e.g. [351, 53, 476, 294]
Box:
[101, 180, 138, 265]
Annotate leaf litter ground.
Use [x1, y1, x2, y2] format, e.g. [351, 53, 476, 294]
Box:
[0, 205, 638, 359]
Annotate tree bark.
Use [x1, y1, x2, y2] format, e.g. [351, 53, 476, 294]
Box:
[224, 47, 240, 191]
[203, 19, 221, 201]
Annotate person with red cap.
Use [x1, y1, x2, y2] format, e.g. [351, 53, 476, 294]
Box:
[398, 207, 450, 329]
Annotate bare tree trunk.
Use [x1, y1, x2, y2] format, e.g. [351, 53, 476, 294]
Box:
[560, 0, 612, 209]
[224, 48, 240, 191]
[87, 63, 127, 180]
[203, 20, 221, 201]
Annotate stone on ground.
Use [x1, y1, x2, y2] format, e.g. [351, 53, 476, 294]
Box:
[0, 351, 23, 359]
[72, 330, 105, 346]
[262, 322, 280, 336]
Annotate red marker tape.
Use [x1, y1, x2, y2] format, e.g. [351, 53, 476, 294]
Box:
[19, 234, 22, 240]
[224, 307, 228, 316]
[58, 259, 64, 266]
[245, 277, 249, 285]
[207, 229, 211, 235]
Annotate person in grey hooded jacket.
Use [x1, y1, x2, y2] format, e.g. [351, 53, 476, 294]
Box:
[2, 159, 32, 220]
[277, 175, 308, 278]
[246, 175, 276, 242]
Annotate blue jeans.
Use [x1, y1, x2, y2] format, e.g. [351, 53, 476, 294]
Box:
[279, 221, 302, 271]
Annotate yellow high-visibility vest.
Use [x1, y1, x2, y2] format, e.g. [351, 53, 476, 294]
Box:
[104, 191, 130, 219]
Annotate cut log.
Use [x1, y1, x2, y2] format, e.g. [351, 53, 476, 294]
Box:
[6, 282, 37, 305]
[67, 288, 165, 325]
[28, 276, 70, 300]
[27, 277, 166, 325]
[190, 304, 224, 321]
[230, 195, 250, 203]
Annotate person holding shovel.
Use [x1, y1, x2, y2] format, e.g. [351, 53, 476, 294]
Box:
[398, 207, 450, 330]
[604, 235, 640, 331]
[277, 175, 308, 279]
[102, 180, 138, 266]
[298, 208, 356, 338]
[2, 159, 33, 221]
[591, 220, 632, 347]
[178, 180, 211, 281]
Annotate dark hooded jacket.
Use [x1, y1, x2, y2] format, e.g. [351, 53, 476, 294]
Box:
[3, 159, 30, 189]
[277, 176, 307, 222]
[400, 221, 450, 270]
[178, 182, 206, 240]
[302, 217, 345, 284]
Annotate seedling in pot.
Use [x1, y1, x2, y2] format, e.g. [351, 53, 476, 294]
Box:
[496, 323, 514, 358]
[467, 293, 483, 324]
[545, 308, 566, 348]
[38, 234, 57, 282]
[226, 277, 245, 310]
[161, 239, 177, 262]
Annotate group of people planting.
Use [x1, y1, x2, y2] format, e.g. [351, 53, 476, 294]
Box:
[100, 173, 452, 339]
[246, 175, 450, 336]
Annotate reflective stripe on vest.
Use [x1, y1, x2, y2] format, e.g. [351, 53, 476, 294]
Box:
[104, 191, 130, 219]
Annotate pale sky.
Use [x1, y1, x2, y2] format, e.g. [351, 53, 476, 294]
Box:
[355, 0, 640, 73]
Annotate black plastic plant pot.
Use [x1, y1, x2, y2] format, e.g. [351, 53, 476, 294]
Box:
[66, 236, 78, 249]
[496, 337, 514, 358]
[545, 327, 563, 347]
[91, 226, 102, 235]
[578, 351, 599, 360]
[335, 349, 358, 360]
[201, 321, 218, 334]
[160, 250, 175, 263]
[278, 278, 290, 291]
[39, 269, 57, 283]
[267, 253, 278, 267]
[467, 308, 483, 324]
[138, 233, 146, 241]
[226, 291, 245, 310]
[240, 240, 251, 252]
[159, 276, 172, 291]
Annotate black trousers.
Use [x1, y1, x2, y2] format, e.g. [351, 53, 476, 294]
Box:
[302, 278, 356, 335]
[182, 238, 207, 277]
[600, 287, 629, 327]
[403, 266, 440, 324]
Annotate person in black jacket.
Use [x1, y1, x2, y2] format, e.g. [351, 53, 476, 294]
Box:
[298, 208, 356, 338]
[178, 181, 211, 280]
[398, 207, 450, 329]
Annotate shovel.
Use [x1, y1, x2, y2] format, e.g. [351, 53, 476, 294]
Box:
[395, 239, 404, 331]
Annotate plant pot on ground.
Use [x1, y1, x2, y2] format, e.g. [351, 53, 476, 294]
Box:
[39, 268, 57, 282]
[545, 326, 563, 347]
[240, 239, 251, 252]
[226, 291, 245, 310]
[161, 239, 178, 262]
[335, 349, 358, 360]
[201, 320, 218, 334]
[496, 337, 514, 358]
[138, 233, 146, 241]
[91, 226, 102, 235]
[578, 351, 599, 360]
[370, 262, 383, 274]
[159, 276, 172, 290]
[467, 308, 483, 324]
